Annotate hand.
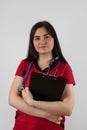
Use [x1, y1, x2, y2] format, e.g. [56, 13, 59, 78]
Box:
[22, 87, 33, 105]
[56, 116, 62, 124]
[46, 114, 62, 124]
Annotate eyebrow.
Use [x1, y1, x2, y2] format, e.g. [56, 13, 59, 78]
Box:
[33, 33, 49, 37]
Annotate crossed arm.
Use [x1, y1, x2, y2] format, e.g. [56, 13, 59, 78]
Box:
[8, 76, 48, 117]
[8, 75, 75, 123]
[22, 84, 75, 116]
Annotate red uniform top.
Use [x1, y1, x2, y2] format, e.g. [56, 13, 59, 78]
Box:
[14, 60, 75, 130]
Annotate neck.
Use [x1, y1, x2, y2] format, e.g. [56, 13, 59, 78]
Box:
[38, 54, 53, 70]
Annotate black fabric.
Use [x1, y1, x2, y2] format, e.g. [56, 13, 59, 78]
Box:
[34, 59, 58, 72]
[60, 123, 64, 128]
[15, 113, 19, 119]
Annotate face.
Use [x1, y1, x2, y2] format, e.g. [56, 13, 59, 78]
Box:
[33, 27, 54, 56]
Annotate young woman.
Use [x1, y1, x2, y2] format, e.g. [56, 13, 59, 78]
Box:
[8, 21, 75, 130]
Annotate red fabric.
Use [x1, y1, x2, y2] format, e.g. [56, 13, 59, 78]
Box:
[13, 111, 64, 130]
[14, 60, 75, 130]
[15, 60, 75, 87]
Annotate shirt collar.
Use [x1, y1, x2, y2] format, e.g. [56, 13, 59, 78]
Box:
[34, 60, 58, 72]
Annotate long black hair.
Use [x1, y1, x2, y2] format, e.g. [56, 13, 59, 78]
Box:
[25, 21, 67, 63]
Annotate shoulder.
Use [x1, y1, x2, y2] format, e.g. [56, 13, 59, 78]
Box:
[60, 61, 74, 76]
[59, 61, 72, 71]
[19, 59, 30, 68]
[60, 62, 75, 85]
[15, 59, 31, 77]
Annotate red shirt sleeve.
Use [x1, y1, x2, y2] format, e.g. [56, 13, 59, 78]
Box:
[15, 60, 29, 77]
[63, 64, 75, 85]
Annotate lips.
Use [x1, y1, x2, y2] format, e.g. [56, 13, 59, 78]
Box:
[39, 45, 48, 48]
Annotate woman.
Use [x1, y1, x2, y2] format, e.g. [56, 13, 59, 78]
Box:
[8, 21, 75, 130]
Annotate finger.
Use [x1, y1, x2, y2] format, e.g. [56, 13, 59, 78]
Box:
[56, 120, 61, 124]
[25, 87, 28, 90]
[22, 89, 27, 94]
[22, 87, 29, 93]
[56, 117, 62, 124]
[59, 117, 62, 120]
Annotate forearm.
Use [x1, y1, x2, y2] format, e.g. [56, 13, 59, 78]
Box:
[30, 100, 71, 116]
[8, 77, 62, 123]
[22, 84, 74, 117]
[9, 95, 62, 124]
[8, 94, 48, 119]
[8, 77, 48, 119]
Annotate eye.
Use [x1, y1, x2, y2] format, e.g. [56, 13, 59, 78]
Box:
[44, 34, 51, 39]
[34, 37, 40, 41]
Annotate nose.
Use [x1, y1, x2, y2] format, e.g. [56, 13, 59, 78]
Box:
[40, 36, 46, 44]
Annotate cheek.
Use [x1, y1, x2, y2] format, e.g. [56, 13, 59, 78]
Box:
[50, 40, 54, 50]
[33, 42, 38, 51]
[52, 43, 54, 49]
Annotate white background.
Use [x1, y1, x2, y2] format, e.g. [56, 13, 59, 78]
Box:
[0, 0, 87, 130]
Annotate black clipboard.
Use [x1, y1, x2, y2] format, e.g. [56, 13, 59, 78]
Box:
[29, 72, 66, 101]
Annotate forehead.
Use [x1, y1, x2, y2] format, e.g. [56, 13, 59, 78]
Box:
[34, 27, 48, 36]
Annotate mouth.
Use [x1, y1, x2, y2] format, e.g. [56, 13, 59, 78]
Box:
[39, 46, 48, 48]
